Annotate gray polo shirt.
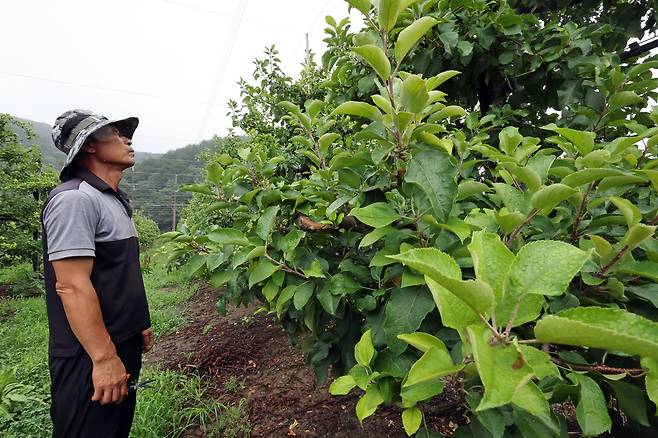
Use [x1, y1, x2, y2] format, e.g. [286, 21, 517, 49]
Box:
[41, 168, 151, 356]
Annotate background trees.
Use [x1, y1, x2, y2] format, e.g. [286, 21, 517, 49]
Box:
[0, 114, 58, 271]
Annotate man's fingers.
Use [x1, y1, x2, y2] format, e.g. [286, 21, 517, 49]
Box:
[112, 387, 123, 404]
[91, 388, 102, 402]
[101, 387, 113, 405]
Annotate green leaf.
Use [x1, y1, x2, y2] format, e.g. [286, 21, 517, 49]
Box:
[356, 384, 384, 424]
[318, 133, 340, 154]
[541, 124, 595, 155]
[293, 282, 315, 310]
[209, 270, 232, 288]
[346, 0, 371, 15]
[615, 260, 658, 281]
[355, 329, 376, 367]
[426, 105, 467, 123]
[360, 225, 395, 248]
[401, 74, 429, 113]
[397, 332, 447, 353]
[329, 375, 357, 395]
[206, 162, 222, 187]
[208, 228, 249, 245]
[468, 231, 515, 303]
[516, 345, 559, 379]
[400, 380, 444, 408]
[179, 183, 215, 196]
[457, 180, 491, 200]
[427, 277, 479, 331]
[426, 70, 460, 91]
[561, 168, 625, 187]
[493, 183, 532, 214]
[499, 126, 523, 155]
[511, 381, 553, 429]
[569, 373, 612, 436]
[351, 202, 400, 227]
[317, 287, 340, 315]
[402, 407, 423, 436]
[276, 229, 306, 253]
[467, 324, 534, 410]
[531, 184, 578, 214]
[405, 150, 458, 222]
[506, 240, 590, 297]
[376, 0, 418, 31]
[609, 91, 643, 107]
[607, 379, 650, 427]
[248, 259, 280, 288]
[382, 287, 436, 354]
[641, 357, 658, 408]
[275, 285, 297, 318]
[262, 279, 279, 302]
[302, 259, 326, 278]
[621, 224, 656, 251]
[535, 307, 658, 360]
[609, 196, 642, 227]
[389, 248, 494, 314]
[186, 254, 206, 277]
[499, 163, 541, 191]
[332, 101, 383, 121]
[256, 205, 279, 242]
[395, 16, 439, 63]
[404, 347, 462, 387]
[353, 45, 391, 81]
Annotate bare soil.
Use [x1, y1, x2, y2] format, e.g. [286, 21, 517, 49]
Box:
[145, 285, 467, 437]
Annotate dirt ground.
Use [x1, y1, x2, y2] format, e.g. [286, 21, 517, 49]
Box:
[145, 285, 467, 437]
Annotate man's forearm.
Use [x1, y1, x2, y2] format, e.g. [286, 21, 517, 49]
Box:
[56, 278, 117, 363]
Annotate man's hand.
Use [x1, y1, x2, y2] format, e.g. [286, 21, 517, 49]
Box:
[91, 354, 130, 405]
[141, 328, 153, 353]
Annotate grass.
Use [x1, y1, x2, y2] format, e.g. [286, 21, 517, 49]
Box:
[0, 257, 249, 437]
[133, 370, 251, 438]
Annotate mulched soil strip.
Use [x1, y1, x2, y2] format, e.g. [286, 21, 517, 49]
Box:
[147, 285, 468, 437]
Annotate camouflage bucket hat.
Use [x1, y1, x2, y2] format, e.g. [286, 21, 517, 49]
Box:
[52, 109, 139, 181]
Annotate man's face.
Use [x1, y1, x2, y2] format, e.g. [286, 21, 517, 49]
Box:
[88, 125, 135, 169]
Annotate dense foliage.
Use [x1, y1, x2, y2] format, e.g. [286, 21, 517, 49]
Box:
[0, 114, 58, 269]
[161, 0, 658, 436]
[132, 211, 161, 250]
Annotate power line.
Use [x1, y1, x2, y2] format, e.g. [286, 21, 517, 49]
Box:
[196, 0, 249, 139]
[0, 71, 206, 104]
[161, 0, 304, 35]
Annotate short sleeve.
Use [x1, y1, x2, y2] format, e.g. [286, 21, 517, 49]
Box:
[43, 190, 99, 261]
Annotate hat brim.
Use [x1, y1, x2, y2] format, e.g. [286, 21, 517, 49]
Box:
[59, 116, 139, 181]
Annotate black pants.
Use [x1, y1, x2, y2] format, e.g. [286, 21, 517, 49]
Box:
[49, 334, 142, 438]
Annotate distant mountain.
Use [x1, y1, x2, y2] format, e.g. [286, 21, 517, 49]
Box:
[11, 116, 213, 231]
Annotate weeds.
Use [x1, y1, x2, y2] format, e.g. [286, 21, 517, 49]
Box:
[223, 375, 246, 394]
[0, 258, 239, 437]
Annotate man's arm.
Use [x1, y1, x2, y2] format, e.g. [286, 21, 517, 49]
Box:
[51, 257, 129, 405]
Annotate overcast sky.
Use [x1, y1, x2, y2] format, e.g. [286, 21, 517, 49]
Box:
[1, 0, 362, 153]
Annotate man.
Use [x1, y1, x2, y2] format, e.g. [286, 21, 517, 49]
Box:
[42, 109, 153, 437]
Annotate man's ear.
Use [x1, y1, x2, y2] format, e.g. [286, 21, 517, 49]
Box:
[81, 142, 96, 154]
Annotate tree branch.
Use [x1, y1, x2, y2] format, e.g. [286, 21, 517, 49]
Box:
[594, 245, 630, 277]
[263, 252, 307, 279]
[551, 357, 644, 377]
[571, 182, 594, 244]
[506, 209, 539, 246]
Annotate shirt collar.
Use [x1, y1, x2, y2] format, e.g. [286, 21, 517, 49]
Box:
[74, 168, 125, 195]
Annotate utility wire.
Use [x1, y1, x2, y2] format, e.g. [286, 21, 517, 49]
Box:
[161, 0, 304, 35]
[0, 71, 206, 104]
[196, 0, 249, 140]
